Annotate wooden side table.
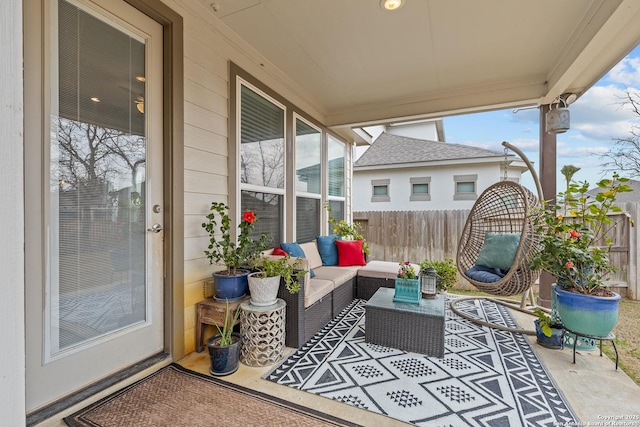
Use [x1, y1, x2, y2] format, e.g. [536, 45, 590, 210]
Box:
[239, 299, 286, 367]
[196, 296, 249, 352]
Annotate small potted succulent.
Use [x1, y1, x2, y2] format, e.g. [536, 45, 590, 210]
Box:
[533, 308, 564, 349]
[248, 255, 307, 306]
[206, 299, 242, 376]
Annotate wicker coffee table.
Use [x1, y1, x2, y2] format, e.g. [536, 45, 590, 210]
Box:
[365, 287, 445, 357]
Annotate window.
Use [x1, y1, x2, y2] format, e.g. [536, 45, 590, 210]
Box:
[326, 135, 345, 233]
[296, 197, 320, 243]
[371, 179, 390, 202]
[410, 177, 431, 201]
[232, 67, 347, 245]
[242, 190, 283, 245]
[240, 85, 285, 189]
[327, 136, 344, 198]
[454, 174, 478, 200]
[239, 82, 286, 242]
[295, 117, 321, 242]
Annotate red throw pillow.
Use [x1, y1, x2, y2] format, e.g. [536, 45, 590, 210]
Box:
[335, 240, 367, 266]
[272, 246, 287, 256]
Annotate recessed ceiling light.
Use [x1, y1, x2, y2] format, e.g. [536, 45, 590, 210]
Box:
[381, 0, 404, 11]
[90, 97, 100, 102]
[136, 76, 146, 82]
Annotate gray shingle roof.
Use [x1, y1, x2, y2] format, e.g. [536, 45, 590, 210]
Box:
[587, 179, 640, 203]
[354, 132, 504, 167]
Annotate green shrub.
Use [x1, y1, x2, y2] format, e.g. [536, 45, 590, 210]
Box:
[419, 258, 458, 291]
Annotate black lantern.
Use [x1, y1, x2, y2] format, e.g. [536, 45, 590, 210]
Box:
[420, 267, 438, 299]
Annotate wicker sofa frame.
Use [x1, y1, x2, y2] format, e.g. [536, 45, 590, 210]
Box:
[278, 275, 358, 348]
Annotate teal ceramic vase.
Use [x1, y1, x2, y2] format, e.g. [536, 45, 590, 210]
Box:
[554, 286, 620, 337]
[393, 278, 421, 304]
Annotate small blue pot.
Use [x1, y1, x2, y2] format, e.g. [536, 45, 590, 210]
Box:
[534, 319, 564, 349]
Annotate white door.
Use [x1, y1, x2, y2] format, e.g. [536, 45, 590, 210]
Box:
[26, 0, 164, 411]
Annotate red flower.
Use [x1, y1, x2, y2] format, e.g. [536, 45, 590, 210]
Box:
[565, 261, 574, 269]
[242, 211, 256, 224]
[569, 229, 581, 239]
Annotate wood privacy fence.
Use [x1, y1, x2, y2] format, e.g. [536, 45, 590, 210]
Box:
[354, 203, 639, 300]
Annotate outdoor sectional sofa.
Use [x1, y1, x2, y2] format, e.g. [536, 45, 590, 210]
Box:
[263, 240, 419, 348]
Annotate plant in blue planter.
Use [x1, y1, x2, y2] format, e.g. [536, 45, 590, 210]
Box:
[206, 299, 242, 376]
[530, 171, 632, 337]
[202, 202, 270, 300]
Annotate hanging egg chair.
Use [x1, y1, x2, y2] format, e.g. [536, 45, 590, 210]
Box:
[451, 141, 545, 334]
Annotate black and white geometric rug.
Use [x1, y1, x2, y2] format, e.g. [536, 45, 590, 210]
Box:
[264, 298, 578, 426]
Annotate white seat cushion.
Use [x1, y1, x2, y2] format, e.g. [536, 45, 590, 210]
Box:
[312, 266, 358, 289]
[304, 278, 334, 308]
[357, 260, 420, 279]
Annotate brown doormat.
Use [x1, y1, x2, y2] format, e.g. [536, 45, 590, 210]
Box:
[64, 363, 360, 427]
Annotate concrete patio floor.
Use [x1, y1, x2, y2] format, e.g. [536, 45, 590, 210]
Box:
[36, 303, 640, 426]
[177, 306, 640, 426]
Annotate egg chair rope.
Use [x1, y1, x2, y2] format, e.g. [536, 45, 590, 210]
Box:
[451, 141, 546, 335]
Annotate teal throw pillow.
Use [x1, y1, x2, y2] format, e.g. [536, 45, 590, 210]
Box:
[316, 234, 341, 266]
[280, 242, 315, 277]
[475, 232, 520, 271]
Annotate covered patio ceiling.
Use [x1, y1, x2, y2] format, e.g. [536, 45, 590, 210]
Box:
[203, 0, 640, 143]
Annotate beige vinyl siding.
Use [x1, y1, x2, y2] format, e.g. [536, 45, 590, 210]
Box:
[169, 0, 328, 352]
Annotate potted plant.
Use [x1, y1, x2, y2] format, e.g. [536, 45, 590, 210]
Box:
[248, 255, 307, 306]
[325, 202, 370, 255]
[206, 299, 242, 376]
[393, 261, 421, 304]
[533, 308, 564, 349]
[530, 172, 632, 338]
[419, 258, 457, 293]
[202, 202, 270, 301]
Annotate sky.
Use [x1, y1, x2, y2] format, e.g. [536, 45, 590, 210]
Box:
[443, 44, 640, 195]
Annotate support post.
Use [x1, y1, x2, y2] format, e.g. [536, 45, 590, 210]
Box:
[538, 104, 557, 308]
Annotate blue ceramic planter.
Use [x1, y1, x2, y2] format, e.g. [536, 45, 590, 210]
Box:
[534, 319, 564, 349]
[554, 286, 620, 337]
[212, 270, 250, 301]
[207, 333, 242, 376]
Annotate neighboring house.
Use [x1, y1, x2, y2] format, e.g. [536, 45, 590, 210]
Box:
[353, 132, 528, 211]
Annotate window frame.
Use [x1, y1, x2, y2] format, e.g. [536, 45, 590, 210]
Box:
[230, 64, 348, 244]
[453, 174, 478, 200]
[371, 178, 390, 202]
[294, 114, 322, 243]
[410, 176, 431, 201]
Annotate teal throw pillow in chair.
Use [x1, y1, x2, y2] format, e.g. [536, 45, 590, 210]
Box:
[475, 232, 521, 272]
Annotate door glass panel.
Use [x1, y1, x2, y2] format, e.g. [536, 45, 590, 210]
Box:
[50, 0, 147, 355]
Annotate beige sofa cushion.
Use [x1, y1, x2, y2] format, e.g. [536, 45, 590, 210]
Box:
[304, 278, 334, 308]
[299, 241, 323, 270]
[313, 266, 359, 289]
[357, 260, 420, 279]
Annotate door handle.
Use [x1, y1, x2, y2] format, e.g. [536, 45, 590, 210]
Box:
[148, 223, 163, 233]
